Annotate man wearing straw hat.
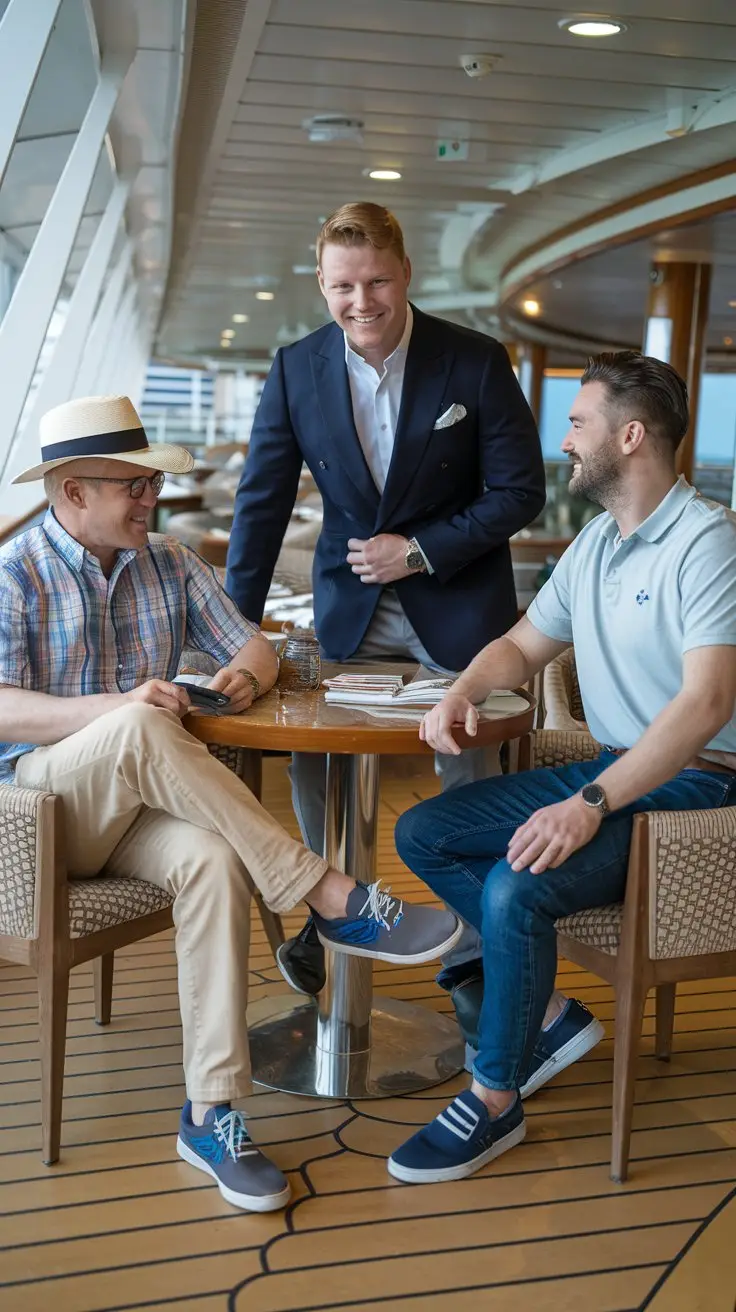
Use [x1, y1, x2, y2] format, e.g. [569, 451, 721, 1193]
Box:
[0, 394, 461, 1211]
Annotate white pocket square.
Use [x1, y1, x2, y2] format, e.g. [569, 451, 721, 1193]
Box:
[434, 403, 467, 430]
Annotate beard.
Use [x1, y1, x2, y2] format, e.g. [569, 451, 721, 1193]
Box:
[568, 447, 623, 506]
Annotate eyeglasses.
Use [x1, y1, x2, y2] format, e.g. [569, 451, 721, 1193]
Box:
[80, 472, 166, 499]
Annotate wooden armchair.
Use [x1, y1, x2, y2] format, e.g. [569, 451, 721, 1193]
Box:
[0, 785, 174, 1164]
[0, 739, 284, 1163]
[526, 653, 736, 1182]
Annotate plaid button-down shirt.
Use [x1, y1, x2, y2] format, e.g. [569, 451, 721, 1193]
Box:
[0, 510, 258, 780]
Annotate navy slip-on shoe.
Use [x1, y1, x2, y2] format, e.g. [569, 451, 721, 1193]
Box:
[463, 997, 605, 1098]
[520, 997, 605, 1098]
[388, 1089, 526, 1184]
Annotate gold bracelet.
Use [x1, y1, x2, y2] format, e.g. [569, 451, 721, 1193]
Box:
[237, 668, 261, 699]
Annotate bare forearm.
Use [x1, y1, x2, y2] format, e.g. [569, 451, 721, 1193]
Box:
[0, 687, 125, 744]
[225, 634, 279, 694]
[599, 690, 732, 811]
[452, 635, 536, 703]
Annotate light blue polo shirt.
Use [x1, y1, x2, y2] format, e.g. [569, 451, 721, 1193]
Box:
[528, 478, 736, 755]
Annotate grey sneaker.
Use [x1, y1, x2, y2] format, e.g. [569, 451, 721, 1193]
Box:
[311, 880, 462, 965]
[177, 1102, 290, 1212]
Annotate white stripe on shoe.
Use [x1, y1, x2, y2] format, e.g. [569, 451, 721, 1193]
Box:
[387, 1118, 527, 1184]
[437, 1101, 481, 1140]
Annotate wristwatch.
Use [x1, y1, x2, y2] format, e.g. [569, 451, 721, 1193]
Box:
[405, 537, 428, 573]
[580, 782, 609, 816]
[237, 668, 261, 700]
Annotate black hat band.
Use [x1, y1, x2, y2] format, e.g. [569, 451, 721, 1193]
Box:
[41, 427, 150, 461]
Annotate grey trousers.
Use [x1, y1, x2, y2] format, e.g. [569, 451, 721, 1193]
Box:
[291, 590, 498, 969]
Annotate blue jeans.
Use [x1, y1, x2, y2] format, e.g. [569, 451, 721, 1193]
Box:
[395, 753, 736, 1092]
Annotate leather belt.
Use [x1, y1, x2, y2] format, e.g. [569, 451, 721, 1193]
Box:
[601, 745, 736, 777]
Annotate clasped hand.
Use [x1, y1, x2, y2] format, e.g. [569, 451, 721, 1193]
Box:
[347, 534, 415, 585]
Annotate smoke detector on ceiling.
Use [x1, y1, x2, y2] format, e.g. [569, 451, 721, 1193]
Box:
[303, 114, 365, 144]
[458, 53, 501, 78]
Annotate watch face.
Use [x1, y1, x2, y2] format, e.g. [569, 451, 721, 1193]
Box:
[582, 783, 605, 806]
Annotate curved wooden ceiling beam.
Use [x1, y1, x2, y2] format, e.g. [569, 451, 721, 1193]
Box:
[498, 159, 736, 307]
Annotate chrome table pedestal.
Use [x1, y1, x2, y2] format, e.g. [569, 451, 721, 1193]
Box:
[248, 752, 464, 1098]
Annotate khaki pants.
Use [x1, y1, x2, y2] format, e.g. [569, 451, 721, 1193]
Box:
[16, 704, 329, 1102]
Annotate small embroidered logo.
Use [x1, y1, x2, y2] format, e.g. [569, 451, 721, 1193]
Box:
[636, 590, 649, 606]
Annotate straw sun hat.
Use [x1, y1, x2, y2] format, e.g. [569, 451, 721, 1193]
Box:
[12, 395, 195, 484]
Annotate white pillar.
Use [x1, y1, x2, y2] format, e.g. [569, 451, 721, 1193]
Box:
[73, 242, 133, 396]
[124, 327, 150, 409]
[0, 51, 132, 483]
[96, 281, 137, 393]
[0, 0, 63, 189]
[1, 177, 132, 484]
[191, 370, 202, 433]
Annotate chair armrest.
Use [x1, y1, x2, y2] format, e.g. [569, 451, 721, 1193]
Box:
[645, 806, 736, 959]
[529, 729, 600, 770]
[0, 784, 57, 939]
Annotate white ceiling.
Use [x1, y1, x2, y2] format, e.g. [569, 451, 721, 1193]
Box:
[149, 0, 736, 363]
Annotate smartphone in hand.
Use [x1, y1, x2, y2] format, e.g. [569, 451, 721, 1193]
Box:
[175, 681, 231, 709]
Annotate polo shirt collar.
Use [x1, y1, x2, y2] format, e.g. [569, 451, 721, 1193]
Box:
[601, 476, 697, 545]
[344, 302, 413, 369]
[42, 508, 139, 574]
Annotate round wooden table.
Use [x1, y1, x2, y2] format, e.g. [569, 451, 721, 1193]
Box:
[184, 664, 535, 1100]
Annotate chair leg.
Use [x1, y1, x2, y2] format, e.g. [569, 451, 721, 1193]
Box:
[94, 953, 114, 1026]
[654, 982, 676, 1062]
[240, 749, 263, 801]
[255, 892, 285, 957]
[38, 965, 70, 1165]
[610, 978, 647, 1184]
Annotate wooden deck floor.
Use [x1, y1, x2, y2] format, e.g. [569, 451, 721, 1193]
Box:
[1, 757, 734, 1312]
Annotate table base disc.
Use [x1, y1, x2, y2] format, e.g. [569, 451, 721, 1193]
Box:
[247, 994, 464, 1099]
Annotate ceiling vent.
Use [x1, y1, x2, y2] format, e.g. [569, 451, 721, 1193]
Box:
[302, 114, 365, 144]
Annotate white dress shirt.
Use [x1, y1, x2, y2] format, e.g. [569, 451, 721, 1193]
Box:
[344, 303, 413, 493]
[343, 305, 433, 575]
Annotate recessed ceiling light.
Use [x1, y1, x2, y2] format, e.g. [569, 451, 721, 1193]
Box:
[728, 300, 736, 309]
[724, 336, 734, 346]
[221, 328, 235, 339]
[232, 313, 248, 323]
[366, 169, 402, 181]
[255, 291, 275, 301]
[558, 15, 626, 37]
[522, 298, 541, 316]
[220, 339, 231, 348]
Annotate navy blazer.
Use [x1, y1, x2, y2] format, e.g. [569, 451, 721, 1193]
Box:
[226, 306, 546, 670]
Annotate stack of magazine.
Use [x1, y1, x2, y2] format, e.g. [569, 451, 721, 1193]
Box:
[323, 674, 454, 707]
[322, 672, 523, 711]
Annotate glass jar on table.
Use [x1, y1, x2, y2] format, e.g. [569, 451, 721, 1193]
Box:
[277, 628, 321, 694]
